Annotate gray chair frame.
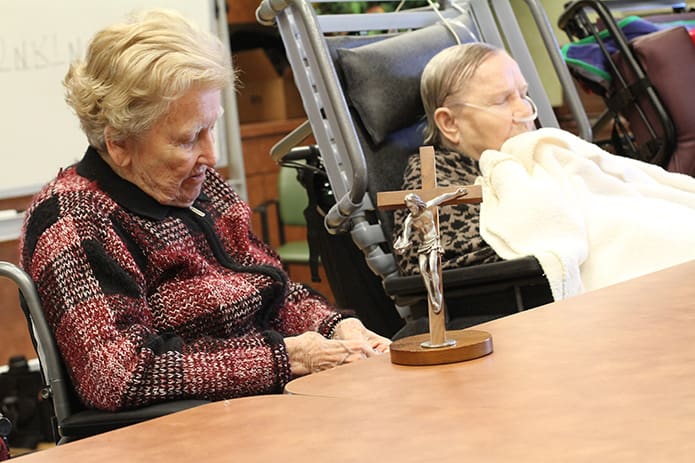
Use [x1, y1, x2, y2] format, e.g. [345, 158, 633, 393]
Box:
[255, 0, 585, 326]
[0, 261, 206, 444]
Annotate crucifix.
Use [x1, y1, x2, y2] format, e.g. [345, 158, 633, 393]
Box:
[377, 146, 493, 366]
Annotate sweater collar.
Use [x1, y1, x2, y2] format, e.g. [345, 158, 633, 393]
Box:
[75, 146, 209, 220]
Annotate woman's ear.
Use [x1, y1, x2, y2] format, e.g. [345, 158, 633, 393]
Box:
[434, 107, 461, 147]
[103, 127, 131, 167]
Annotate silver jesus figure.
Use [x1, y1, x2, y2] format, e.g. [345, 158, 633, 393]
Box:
[393, 188, 467, 314]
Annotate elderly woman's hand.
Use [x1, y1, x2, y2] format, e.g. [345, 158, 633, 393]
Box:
[284, 331, 379, 377]
[332, 318, 391, 353]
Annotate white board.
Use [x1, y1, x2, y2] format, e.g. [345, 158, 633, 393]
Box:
[0, 0, 234, 199]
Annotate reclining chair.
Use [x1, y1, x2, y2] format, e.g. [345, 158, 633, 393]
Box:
[0, 262, 207, 444]
[255, 0, 588, 338]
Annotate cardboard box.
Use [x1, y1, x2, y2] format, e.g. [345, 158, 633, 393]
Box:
[233, 49, 306, 123]
[234, 49, 284, 123]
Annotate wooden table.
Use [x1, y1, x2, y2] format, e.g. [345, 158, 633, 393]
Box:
[286, 259, 695, 460]
[16, 261, 695, 462]
[14, 395, 427, 462]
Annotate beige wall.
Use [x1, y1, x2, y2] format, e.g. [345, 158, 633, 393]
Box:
[510, 0, 567, 106]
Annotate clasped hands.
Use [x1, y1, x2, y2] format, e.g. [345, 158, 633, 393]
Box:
[285, 318, 391, 376]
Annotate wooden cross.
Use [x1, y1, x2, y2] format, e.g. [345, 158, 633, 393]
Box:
[377, 146, 482, 348]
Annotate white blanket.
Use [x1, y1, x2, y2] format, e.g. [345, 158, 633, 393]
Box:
[478, 127, 695, 300]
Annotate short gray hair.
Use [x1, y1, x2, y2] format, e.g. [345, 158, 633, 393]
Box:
[420, 42, 501, 145]
[64, 9, 235, 152]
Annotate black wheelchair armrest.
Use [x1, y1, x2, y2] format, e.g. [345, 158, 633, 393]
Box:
[59, 399, 209, 443]
[383, 256, 548, 307]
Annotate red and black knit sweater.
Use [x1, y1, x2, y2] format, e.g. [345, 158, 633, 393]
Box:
[20, 147, 344, 412]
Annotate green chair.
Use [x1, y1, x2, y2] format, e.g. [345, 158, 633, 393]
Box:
[254, 163, 315, 274]
[275, 164, 311, 263]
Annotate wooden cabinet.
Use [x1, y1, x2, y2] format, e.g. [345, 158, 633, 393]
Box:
[228, 0, 258, 24]
[0, 241, 34, 364]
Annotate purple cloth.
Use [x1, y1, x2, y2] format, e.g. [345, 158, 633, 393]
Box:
[562, 16, 694, 90]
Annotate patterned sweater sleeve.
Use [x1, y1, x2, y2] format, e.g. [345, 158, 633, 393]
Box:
[21, 191, 292, 411]
[271, 280, 345, 338]
[241, 231, 345, 338]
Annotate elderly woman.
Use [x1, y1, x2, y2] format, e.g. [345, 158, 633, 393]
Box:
[394, 42, 695, 300]
[392, 42, 537, 275]
[20, 9, 389, 412]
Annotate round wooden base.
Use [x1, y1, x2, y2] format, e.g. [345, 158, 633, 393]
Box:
[389, 329, 493, 366]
